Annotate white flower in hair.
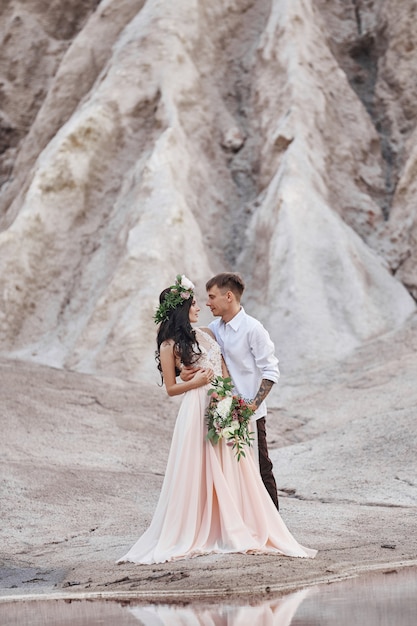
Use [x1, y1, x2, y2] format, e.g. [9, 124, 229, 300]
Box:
[180, 275, 195, 291]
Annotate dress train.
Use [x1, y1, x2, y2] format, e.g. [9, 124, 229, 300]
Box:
[117, 330, 316, 564]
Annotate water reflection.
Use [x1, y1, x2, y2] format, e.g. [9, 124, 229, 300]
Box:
[129, 588, 310, 625]
[295, 567, 417, 626]
[1, 567, 416, 626]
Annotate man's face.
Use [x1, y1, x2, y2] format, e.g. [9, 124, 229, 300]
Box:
[206, 285, 230, 318]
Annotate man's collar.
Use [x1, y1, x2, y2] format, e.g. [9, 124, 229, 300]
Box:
[222, 307, 244, 331]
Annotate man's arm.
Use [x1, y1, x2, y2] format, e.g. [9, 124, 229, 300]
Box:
[179, 365, 200, 382]
[248, 322, 279, 411]
[250, 379, 275, 411]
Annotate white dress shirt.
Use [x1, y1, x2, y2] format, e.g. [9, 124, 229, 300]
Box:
[209, 307, 280, 420]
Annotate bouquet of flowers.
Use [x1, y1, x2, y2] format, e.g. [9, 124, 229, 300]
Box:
[206, 376, 255, 461]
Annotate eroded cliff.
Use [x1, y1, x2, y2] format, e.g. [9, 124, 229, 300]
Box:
[0, 0, 416, 380]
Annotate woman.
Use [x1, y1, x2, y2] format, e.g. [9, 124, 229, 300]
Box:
[117, 275, 316, 564]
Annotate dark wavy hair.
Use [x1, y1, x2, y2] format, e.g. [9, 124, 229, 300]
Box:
[155, 287, 201, 383]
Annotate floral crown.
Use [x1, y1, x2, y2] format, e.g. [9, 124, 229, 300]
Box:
[154, 274, 195, 324]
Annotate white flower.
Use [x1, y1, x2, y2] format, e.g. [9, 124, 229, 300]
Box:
[221, 426, 235, 438]
[180, 275, 195, 291]
[221, 421, 239, 438]
[216, 396, 233, 419]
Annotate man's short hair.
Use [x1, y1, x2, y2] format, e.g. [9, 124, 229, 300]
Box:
[206, 273, 245, 300]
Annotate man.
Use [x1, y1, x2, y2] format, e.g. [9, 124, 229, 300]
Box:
[206, 272, 280, 510]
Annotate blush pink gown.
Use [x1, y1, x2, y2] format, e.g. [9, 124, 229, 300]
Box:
[117, 329, 317, 564]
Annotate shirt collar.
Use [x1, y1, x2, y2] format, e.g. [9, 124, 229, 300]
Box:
[222, 306, 245, 331]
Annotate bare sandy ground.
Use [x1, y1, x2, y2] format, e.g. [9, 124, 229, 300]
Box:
[1, 314, 417, 603]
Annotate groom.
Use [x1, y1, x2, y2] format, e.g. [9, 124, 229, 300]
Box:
[206, 272, 280, 510]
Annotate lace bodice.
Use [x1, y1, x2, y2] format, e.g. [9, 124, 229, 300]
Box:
[193, 328, 223, 376]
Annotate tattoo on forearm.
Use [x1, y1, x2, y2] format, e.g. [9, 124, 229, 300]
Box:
[253, 379, 274, 409]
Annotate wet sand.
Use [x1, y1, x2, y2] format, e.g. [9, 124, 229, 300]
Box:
[1, 315, 417, 603]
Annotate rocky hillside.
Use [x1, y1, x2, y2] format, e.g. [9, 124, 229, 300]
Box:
[0, 0, 416, 382]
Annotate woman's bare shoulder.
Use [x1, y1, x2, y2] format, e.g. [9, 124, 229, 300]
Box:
[197, 327, 215, 339]
[160, 339, 175, 351]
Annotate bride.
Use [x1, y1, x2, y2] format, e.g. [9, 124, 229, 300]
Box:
[117, 275, 317, 564]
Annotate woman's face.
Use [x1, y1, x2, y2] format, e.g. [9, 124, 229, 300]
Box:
[189, 298, 200, 323]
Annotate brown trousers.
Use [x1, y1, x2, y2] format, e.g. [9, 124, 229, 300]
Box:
[256, 417, 279, 510]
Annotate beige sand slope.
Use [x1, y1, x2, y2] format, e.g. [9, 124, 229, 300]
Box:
[1, 314, 417, 601]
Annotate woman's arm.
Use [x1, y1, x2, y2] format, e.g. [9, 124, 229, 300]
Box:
[160, 341, 213, 396]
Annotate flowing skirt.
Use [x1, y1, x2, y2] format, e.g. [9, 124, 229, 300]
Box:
[117, 386, 317, 564]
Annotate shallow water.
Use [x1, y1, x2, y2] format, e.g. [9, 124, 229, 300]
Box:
[1, 567, 416, 625]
